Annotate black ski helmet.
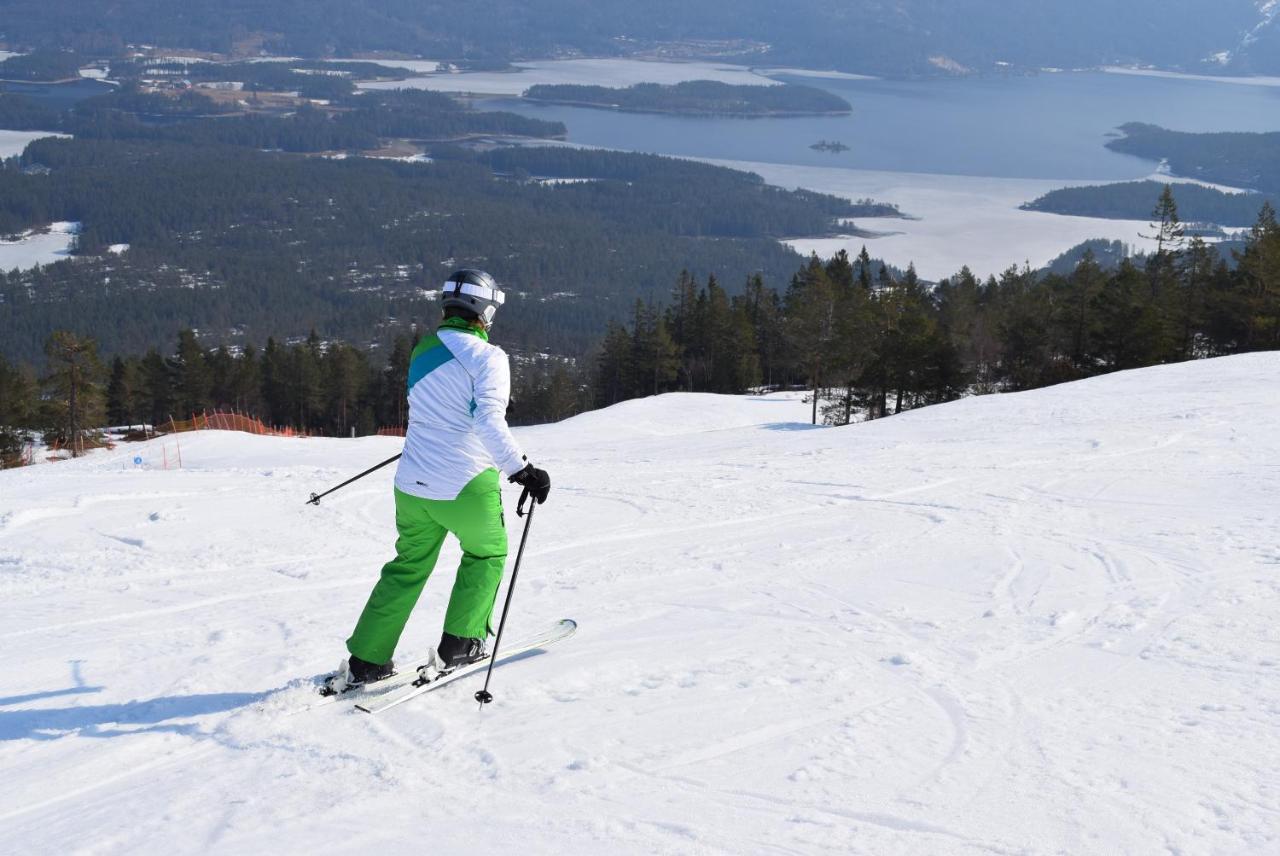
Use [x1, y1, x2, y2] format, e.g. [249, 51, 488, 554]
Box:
[441, 269, 505, 327]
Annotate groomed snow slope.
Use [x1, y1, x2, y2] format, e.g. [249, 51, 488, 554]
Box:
[2, 355, 1278, 854]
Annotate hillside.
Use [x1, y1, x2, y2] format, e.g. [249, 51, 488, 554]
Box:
[0, 0, 1268, 77]
[2, 355, 1278, 853]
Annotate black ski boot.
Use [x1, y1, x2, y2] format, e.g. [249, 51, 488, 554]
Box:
[347, 654, 395, 686]
[321, 654, 395, 696]
[436, 632, 487, 669]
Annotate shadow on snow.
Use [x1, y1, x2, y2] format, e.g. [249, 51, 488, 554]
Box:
[0, 691, 270, 741]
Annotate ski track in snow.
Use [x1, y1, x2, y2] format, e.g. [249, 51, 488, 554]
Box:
[2, 360, 1279, 853]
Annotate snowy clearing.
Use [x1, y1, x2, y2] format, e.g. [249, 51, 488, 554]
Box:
[0, 221, 78, 271]
[0, 129, 65, 160]
[755, 67, 879, 81]
[2, 356, 1278, 854]
[357, 58, 780, 96]
[343, 58, 443, 75]
[1102, 66, 1280, 88]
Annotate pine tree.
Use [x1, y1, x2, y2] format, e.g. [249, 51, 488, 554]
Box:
[0, 354, 38, 463]
[1092, 259, 1170, 371]
[260, 337, 290, 428]
[594, 321, 634, 407]
[665, 270, 700, 391]
[629, 301, 679, 396]
[106, 355, 147, 429]
[784, 255, 839, 424]
[1057, 251, 1106, 372]
[324, 343, 368, 436]
[822, 253, 875, 425]
[995, 265, 1055, 391]
[376, 333, 413, 430]
[856, 246, 873, 292]
[1235, 202, 1280, 349]
[1146, 185, 1187, 258]
[140, 348, 174, 428]
[1173, 238, 1216, 360]
[172, 329, 211, 420]
[43, 330, 105, 456]
[208, 346, 236, 410]
[740, 273, 785, 388]
[232, 344, 264, 416]
[293, 331, 326, 431]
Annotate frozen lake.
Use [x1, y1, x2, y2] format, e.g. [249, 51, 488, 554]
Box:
[0, 129, 62, 159]
[358, 57, 781, 96]
[718, 161, 1162, 280]
[374, 58, 1279, 277]
[0, 221, 78, 272]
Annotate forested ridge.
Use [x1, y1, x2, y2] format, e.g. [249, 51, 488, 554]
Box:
[1024, 180, 1277, 230]
[0, 0, 1272, 76]
[0, 49, 85, 82]
[1107, 124, 1280, 195]
[0, 135, 860, 363]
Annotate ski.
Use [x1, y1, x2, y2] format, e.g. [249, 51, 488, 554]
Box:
[355, 618, 576, 714]
[304, 651, 436, 711]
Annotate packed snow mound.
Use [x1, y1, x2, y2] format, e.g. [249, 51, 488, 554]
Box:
[525, 389, 813, 440]
[2, 354, 1278, 854]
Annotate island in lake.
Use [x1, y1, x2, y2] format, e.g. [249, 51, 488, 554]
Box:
[522, 80, 852, 117]
[810, 139, 849, 152]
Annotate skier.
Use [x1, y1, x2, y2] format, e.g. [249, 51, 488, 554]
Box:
[335, 269, 551, 691]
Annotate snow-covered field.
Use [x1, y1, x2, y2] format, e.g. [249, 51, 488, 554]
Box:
[703, 159, 1164, 279]
[0, 221, 78, 271]
[352, 59, 443, 75]
[358, 57, 779, 96]
[2, 355, 1278, 854]
[1102, 66, 1280, 88]
[0, 129, 63, 160]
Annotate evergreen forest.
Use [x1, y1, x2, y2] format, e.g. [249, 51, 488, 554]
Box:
[5, 191, 1278, 464]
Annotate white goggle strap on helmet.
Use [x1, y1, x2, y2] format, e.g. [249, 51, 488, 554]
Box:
[442, 280, 506, 306]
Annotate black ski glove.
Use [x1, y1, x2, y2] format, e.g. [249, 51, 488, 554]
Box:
[509, 463, 551, 505]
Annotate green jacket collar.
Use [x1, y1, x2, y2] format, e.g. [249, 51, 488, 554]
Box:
[438, 316, 489, 342]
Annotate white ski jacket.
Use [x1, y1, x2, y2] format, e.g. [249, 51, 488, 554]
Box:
[394, 321, 527, 501]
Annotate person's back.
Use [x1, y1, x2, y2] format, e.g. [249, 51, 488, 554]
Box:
[395, 316, 526, 501]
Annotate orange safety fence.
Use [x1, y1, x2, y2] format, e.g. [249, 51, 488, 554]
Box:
[164, 411, 307, 437]
[376, 426, 407, 437]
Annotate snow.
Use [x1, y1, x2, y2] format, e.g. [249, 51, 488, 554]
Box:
[107, 243, 130, 255]
[755, 67, 879, 81]
[347, 59, 443, 75]
[1102, 66, 1280, 88]
[0, 129, 66, 160]
[358, 58, 781, 96]
[2, 355, 1279, 853]
[702, 158, 1163, 279]
[0, 221, 79, 271]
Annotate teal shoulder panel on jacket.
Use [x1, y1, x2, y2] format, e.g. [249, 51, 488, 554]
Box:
[407, 335, 455, 390]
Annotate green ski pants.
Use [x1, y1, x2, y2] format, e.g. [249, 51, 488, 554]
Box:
[346, 469, 508, 664]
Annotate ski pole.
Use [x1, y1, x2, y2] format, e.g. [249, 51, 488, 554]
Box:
[476, 488, 536, 707]
[305, 453, 401, 505]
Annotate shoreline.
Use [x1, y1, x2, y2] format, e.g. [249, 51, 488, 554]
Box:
[520, 95, 850, 118]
